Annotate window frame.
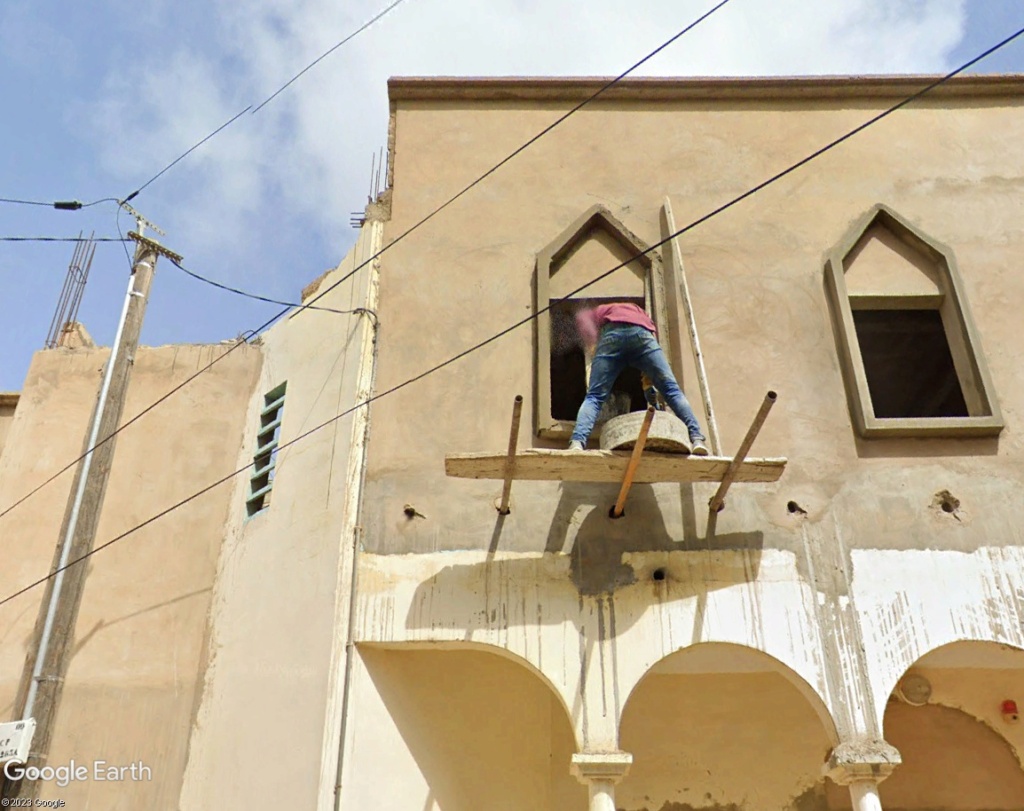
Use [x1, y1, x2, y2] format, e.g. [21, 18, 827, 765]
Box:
[246, 381, 287, 516]
[825, 205, 1002, 438]
[534, 205, 669, 439]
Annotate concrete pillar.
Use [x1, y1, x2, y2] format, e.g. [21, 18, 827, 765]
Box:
[824, 740, 901, 811]
[571, 752, 632, 811]
[848, 779, 884, 811]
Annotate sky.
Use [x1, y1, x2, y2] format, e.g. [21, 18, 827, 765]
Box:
[2, 0, 1023, 391]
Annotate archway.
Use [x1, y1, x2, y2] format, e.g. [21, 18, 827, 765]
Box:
[341, 642, 585, 811]
[618, 643, 838, 810]
[853, 640, 1024, 811]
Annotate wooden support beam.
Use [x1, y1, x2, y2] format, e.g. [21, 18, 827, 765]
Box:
[497, 395, 523, 514]
[708, 391, 777, 514]
[611, 407, 655, 518]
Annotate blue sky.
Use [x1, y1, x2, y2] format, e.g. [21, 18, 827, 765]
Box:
[2, 0, 1023, 391]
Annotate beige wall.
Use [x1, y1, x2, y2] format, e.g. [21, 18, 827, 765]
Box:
[343, 646, 584, 811]
[179, 222, 379, 810]
[0, 342, 262, 808]
[353, 76, 1024, 805]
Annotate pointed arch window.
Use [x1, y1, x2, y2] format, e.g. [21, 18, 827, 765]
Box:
[825, 205, 1002, 438]
[534, 206, 669, 439]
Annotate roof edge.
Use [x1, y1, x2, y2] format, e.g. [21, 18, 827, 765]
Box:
[388, 74, 1024, 103]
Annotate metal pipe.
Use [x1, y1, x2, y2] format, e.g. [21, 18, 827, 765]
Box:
[708, 390, 777, 514]
[612, 407, 655, 518]
[331, 217, 383, 811]
[498, 395, 523, 514]
[24, 261, 142, 719]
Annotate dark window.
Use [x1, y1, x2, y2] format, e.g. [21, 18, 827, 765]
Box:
[852, 309, 968, 419]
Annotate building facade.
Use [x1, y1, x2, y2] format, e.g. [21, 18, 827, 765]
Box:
[1, 75, 1023, 810]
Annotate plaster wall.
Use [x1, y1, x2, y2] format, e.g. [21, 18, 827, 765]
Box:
[342, 646, 584, 811]
[619, 672, 833, 811]
[178, 224, 379, 810]
[358, 77, 1024, 771]
[0, 342, 262, 808]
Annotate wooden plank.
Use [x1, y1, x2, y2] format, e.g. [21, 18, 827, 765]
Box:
[445, 449, 786, 484]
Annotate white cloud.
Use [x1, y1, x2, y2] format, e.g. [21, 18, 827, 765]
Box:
[80, 0, 968, 297]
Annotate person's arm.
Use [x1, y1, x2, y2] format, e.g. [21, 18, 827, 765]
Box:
[574, 307, 600, 352]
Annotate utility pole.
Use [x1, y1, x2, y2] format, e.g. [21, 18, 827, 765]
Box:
[2, 208, 181, 800]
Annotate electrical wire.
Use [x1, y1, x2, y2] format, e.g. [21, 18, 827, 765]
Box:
[170, 257, 377, 319]
[124, 0, 410, 202]
[290, 0, 735, 324]
[251, 0, 409, 114]
[123, 106, 253, 202]
[0, 0, 733, 525]
[0, 197, 119, 210]
[2, 24, 1022, 610]
[0, 237, 127, 243]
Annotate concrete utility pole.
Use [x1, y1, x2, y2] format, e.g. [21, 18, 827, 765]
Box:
[2, 210, 181, 800]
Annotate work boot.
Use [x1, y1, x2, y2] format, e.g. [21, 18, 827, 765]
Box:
[690, 439, 710, 456]
[567, 440, 585, 452]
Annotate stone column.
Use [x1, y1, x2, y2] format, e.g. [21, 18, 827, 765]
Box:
[825, 740, 901, 811]
[571, 752, 632, 811]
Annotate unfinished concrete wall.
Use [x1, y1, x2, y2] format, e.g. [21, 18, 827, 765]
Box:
[0, 394, 18, 460]
[353, 76, 1024, 807]
[0, 342, 262, 808]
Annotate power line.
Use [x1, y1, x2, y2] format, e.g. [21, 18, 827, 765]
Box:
[294, 0, 735, 321]
[123, 106, 253, 203]
[124, 0, 410, 203]
[170, 257, 378, 319]
[3, 24, 1022, 610]
[251, 0, 409, 114]
[0, 197, 119, 210]
[0, 0, 733, 525]
[0, 237, 127, 243]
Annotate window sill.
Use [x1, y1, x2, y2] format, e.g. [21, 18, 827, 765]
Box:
[858, 415, 1004, 439]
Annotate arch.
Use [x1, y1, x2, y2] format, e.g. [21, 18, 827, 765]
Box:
[621, 641, 839, 744]
[358, 639, 580, 748]
[347, 641, 586, 811]
[880, 640, 1024, 809]
[618, 643, 840, 811]
[880, 637, 1024, 717]
[534, 205, 668, 438]
[824, 203, 1002, 438]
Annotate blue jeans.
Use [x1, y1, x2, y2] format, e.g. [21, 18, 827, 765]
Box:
[571, 324, 705, 445]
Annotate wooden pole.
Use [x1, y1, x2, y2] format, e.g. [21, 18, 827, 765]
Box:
[497, 395, 523, 514]
[662, 197, 722, 454]
[708, 391, 777, 514]
[611, 407, 655, 518]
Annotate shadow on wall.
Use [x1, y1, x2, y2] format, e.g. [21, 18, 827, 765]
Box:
[401, 480, 763, 640]
[542, 481, 762, 596]
[358, 647, 584, 811]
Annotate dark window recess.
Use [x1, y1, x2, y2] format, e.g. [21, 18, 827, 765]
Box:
[852, 309, 968, 419]
[549, 298, 646, 421]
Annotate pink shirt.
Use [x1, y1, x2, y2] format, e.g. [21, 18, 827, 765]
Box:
[575, 302, 656, 347]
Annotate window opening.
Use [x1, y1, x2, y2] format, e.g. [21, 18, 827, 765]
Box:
[852, 309, 968, 419]
[535, 205, 669, 439]
[247, 381, 287, 516]
[825, 204, 1002, 438]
